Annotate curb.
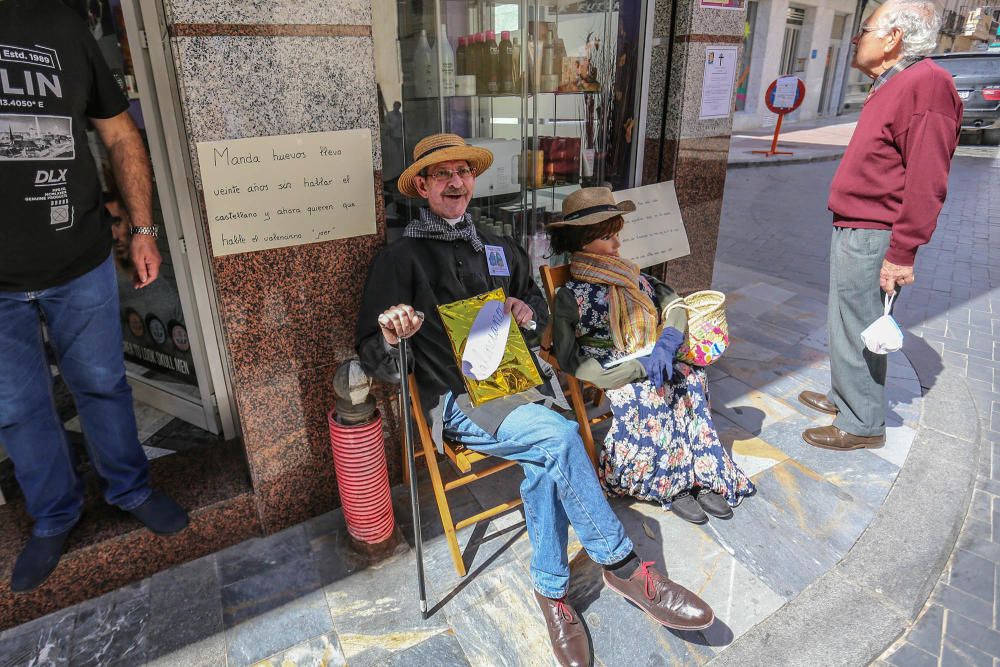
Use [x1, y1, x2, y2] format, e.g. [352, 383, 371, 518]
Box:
[707, 337, 982, 667]
[727, 150, 846, 169]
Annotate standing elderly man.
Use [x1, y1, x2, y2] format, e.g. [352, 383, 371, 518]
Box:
[357, 133, 714, 667]
[0, 0, 189, 593]
[800, 0, 962, 450]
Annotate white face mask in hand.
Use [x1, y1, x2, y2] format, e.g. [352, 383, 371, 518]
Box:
[861, 293, 903, 355]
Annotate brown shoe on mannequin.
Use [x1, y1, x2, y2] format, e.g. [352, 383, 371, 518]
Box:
[534, 592, 592, 667]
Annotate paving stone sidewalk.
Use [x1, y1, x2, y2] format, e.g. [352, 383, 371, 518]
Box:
[718, 145, 1000, 665]
[0, 257, 923, 665]
[877, 148, 1000, 667]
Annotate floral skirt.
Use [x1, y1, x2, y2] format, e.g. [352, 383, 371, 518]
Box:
[600, 362, 756, 508]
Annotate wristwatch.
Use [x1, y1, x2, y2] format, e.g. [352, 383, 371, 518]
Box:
[130, 225, 159, 240]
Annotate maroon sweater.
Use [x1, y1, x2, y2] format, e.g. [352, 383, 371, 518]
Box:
[828, 59, 962, 266]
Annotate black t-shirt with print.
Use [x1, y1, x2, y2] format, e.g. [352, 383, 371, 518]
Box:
[0, 0, 129, 291]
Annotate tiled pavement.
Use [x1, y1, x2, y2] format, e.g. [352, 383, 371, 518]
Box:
[877, 148, 1000, 665]
[2, 132, 990, 666]
[718, 142, 1000, 665]
[0, 255, 923, 665]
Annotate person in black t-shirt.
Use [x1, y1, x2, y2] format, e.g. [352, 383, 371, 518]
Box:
[0, 0, 188, 593]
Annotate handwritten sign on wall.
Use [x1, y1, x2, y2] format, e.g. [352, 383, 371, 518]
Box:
[196, 129, 376, 256]
[613, 181, 690, 268]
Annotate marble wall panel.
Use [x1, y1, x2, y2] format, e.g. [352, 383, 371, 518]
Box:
[172, 35, 381, 180]
[166, 28, 392, 533]
[166, 0, 372, 27]
[675, 3, 747, 38]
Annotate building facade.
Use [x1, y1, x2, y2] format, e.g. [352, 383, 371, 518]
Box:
[733, 0, 856, 130]
[1, 0, 750, 629]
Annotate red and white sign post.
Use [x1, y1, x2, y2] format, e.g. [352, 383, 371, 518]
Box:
[753, 76, 807, 158]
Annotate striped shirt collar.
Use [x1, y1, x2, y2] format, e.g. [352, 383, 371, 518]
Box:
[867, 55, 924, 99]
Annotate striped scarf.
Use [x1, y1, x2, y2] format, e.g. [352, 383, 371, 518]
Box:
[570, 252, 659, 354]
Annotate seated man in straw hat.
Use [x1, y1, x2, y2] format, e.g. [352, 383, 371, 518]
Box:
[356, 133, 714, 667]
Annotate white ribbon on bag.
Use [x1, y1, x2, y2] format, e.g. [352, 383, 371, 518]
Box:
[861, 293, 904, 354]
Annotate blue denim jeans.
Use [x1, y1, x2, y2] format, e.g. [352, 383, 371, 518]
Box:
[442, 393, 633, 598]
[0, 255, 151, 537]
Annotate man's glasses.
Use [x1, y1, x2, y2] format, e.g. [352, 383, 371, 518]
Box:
[422, 166, 476, 182]
[854, 23, 881, 39]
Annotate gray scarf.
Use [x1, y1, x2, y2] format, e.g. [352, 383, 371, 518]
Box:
[403, 208, 484, 253]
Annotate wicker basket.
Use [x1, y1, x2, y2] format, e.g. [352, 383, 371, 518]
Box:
[665, 290, 729, 366]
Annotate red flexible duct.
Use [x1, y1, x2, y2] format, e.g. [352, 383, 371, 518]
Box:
[328, 409, 395, 544]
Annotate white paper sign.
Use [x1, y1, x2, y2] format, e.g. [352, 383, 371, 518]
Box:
[613, 181, 690, 268]
[461, 300, 511, 380]
[699, 46, 739, 119]
[773, 76, 799, 109]
[196, 129, 376, 256]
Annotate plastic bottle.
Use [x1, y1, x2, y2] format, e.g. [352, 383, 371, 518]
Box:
[439, 24, 455, 97]
[541, 32, 554, 86]
[413, 29, 436, 97]
[485, 30, 500, 95]
[511, 36, 522, 93]
[456, 36, 467, 77]
[499, 31, 515, 94]
[474, 32, 486, 94]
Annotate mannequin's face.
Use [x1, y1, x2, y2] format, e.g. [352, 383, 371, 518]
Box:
[582, 230, 621, 256]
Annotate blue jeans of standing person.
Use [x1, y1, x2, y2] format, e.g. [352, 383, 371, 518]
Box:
[0, 255, 151, 537]
[442, 393, 634, 598]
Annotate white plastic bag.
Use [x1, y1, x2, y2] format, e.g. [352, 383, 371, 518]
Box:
[861, 294, 903, 355]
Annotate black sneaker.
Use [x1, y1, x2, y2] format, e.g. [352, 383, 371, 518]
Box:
[695, 488, 734, 519]
[670, 491, 708, 524]
[127, 490, 189, 536]
[11, 526, 75, 593]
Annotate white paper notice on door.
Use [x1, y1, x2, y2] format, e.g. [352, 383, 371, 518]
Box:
[699, 45, 739, 120]
[196, 129, 377, 256]
[613, 181, 690, 268]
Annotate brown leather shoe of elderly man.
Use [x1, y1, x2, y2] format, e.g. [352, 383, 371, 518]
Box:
[603, 560, 714, 630]
[803, 425, 884, 451]
[798, 390, 839, 415]
[535, 592, 592, 667]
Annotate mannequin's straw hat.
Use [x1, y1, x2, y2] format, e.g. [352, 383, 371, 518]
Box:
[397, 133, 493, 198]
[548, 187, 636, 228]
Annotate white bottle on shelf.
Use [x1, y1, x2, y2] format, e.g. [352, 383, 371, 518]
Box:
[438, 24, 456, 97]
[413, 29, 437, 98]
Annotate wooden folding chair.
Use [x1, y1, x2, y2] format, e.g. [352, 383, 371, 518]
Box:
[539, 264, 612, 470]
[401, 375, 523, 577]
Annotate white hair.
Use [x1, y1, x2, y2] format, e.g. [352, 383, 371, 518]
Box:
[875, 0, 942, 56]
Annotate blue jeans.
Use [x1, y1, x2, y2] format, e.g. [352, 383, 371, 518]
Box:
[442, 393, 633, 598]
[0, 255, 151, 537]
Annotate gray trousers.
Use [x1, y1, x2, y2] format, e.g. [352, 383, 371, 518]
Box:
[827, 226, 894, 437]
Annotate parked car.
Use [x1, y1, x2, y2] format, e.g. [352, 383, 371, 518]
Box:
[929, 51, 1000, 145]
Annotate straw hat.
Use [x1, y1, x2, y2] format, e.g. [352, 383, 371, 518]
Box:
[548, 187, 636, 228]
[397, 133, 493, 198]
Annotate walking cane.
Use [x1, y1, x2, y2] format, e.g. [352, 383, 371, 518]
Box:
[396, 321, 428, 619]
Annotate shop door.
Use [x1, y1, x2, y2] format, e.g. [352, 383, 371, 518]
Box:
[818, 14, 847, 115]
[77, 1, 234, 436]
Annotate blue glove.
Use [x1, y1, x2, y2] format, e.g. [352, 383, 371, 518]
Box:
[639, 327, 684, 388]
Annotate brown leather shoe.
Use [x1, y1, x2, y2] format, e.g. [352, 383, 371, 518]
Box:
[534, 591, 592, 667]
[603, 561, 714, 631]
[798, 391, 839, 415]
[803, 425, 884, 451]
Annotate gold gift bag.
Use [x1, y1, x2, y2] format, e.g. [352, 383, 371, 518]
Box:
[437, 288, 543, 407]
